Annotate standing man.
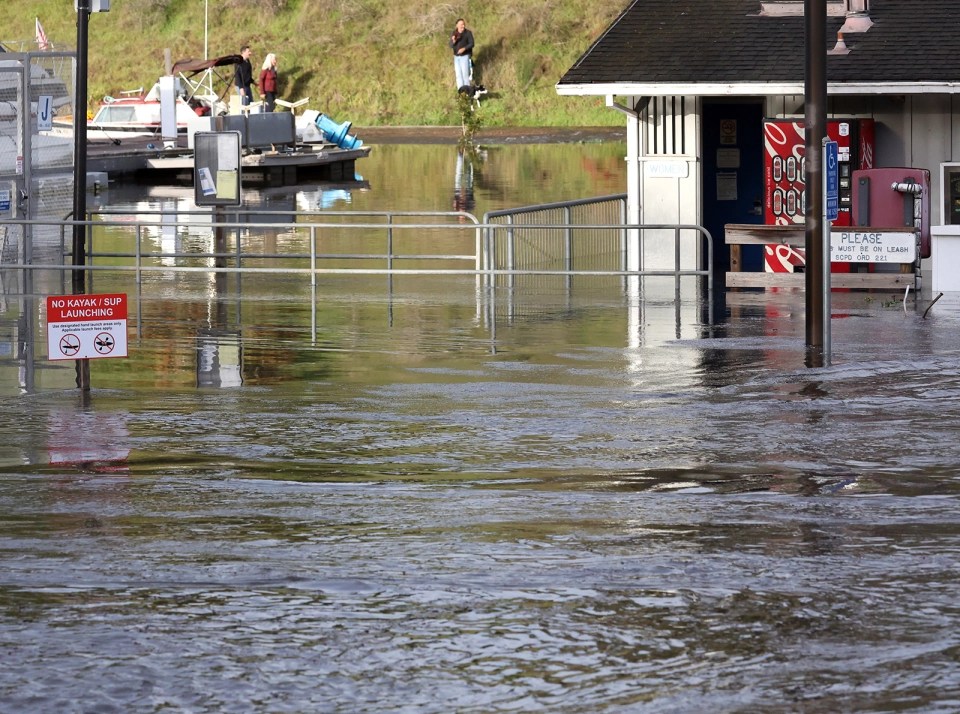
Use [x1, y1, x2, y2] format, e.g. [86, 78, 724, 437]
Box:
[449, 18, 474, 91]
[235, 45, 256, 107]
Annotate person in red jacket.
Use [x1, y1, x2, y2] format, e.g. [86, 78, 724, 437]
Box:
[259, 53, 279, 112]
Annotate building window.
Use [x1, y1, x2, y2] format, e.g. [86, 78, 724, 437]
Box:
[642, 96, 688, 157]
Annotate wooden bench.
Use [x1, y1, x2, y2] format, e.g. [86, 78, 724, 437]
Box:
[724, 223, 915, 290]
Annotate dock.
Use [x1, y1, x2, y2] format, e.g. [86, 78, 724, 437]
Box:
[86, 135, 370, 187]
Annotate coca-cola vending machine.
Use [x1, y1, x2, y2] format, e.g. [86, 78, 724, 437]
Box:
[762, 118, 875, 271]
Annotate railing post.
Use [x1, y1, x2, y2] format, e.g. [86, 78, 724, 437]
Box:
[675, 226, 681, 287]
[705, 227, 714, 296]
[387, 214, 394, 272]
[310, 225, 317, 287]
[135, 224, 142, 284]
[475, 223, 482, 272]
[507, 215, 515, 290]
[85, 219, 93, 292]
[619, 197, 627, 272]
[564, 205, 573, 273]
[484, 221, 495, 289]
[675, 226, 682, 306]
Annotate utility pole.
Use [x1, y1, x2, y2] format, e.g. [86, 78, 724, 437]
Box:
[72, 0, 90, 295]
[73, 0, 91, 390]
[804, 0, 828, 364]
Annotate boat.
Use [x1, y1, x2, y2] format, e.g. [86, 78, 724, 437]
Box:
[52, 54, 243, 143]
[56, 53, 364, 151]
[84, 85, 213, 140]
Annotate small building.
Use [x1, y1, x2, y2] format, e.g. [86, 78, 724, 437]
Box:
[557, 0, 960, 284]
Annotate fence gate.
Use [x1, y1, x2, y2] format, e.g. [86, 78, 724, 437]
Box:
[0, 62, 25, 263]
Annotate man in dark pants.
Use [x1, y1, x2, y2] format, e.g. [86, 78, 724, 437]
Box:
[234, 45, 256, 107]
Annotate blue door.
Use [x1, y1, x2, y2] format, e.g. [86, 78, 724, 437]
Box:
[701, 101, 765, 276]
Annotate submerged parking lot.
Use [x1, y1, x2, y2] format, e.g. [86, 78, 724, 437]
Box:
[2, 270, 960, 711]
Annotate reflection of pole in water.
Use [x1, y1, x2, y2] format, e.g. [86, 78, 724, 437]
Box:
[200, 210, 242, 388]
[453, 149, 475, 215]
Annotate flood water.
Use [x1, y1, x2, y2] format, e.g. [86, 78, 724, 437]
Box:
[3, 134, 960, 712]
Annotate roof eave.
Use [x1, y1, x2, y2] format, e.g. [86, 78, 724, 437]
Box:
[557, 81, 960, 97]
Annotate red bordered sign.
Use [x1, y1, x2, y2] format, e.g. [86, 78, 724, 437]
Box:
[46, 293, 129, 361]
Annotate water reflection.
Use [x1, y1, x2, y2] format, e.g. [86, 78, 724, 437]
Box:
[452, 148, 478, 214]
[197, 328, 243, 388]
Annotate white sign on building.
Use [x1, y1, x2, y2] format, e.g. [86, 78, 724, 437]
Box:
[830, 230, 917, 264]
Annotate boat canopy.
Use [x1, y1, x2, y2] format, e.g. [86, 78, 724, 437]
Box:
[171, 54, 243, 78]
[172, 54, 243, 109]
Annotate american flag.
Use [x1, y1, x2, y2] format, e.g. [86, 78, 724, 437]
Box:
[35, 17, 49, 51]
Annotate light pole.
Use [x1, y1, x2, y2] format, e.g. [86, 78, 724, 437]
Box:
[804, 0, 828, 366]
[72, 0, 90, 295]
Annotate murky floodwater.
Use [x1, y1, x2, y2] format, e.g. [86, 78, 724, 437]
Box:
[3, 138, 960, 712]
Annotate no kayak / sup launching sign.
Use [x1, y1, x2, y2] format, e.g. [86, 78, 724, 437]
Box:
[46, 293, 128, 360]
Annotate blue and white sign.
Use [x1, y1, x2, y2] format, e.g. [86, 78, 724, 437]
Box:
[37, 95, 53, 132]
[0, 184, 12, 219]
[825, 140, 839, 222]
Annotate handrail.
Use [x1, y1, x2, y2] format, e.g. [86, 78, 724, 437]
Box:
[0, 214, 712, 294]
[483, 193, 628, 220]
[91, 208, 481, 223]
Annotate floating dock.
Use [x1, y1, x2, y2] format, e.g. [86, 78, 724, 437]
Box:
[86, 136, 369, 187]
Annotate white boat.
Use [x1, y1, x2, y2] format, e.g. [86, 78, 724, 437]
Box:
[85, 86, 212, 140]
[52, 54, 243, 143]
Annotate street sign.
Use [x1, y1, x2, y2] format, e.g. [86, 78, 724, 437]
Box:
[46, 293, 128, 360]
[825, 140, 839, 221]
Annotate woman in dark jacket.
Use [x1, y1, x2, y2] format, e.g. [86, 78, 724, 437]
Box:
[259, 53, 279, 112]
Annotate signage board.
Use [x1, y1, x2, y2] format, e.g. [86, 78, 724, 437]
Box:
[37, 95, 53, 132]
[825, 140, 839, 221]
[0, 186, 12, 219]
[644, 160, 689, 179]
[194, 131, 242, 207]
[830, 230, 916, 263]
[46, 293, 128, 360]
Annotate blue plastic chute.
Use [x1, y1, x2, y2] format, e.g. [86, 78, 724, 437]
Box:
[314, 114, 363, 150]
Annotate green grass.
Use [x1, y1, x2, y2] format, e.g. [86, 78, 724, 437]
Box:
[10, 0, 625, 126]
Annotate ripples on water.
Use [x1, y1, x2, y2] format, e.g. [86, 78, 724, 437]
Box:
[4, 274, 960, 711]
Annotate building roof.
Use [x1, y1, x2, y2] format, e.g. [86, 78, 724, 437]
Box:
[557, 0, 960, 96]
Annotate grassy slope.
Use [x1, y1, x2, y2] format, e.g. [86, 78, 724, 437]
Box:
[9, 0, 626, 126]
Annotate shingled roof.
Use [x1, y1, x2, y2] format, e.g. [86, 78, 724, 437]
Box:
[557, 0, 960, 96]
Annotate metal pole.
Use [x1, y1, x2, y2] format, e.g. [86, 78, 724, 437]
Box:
[204, 0, 209, 60]
[72, 0, 90, 295]
[821, 137, 832, 361]
[73, 0, 92, 391]
[804, 0, 827, 358]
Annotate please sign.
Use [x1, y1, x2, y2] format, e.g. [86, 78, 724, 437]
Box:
[830, 230, 917, 263]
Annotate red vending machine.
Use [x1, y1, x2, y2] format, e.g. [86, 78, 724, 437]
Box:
[762, 118, 876, 271]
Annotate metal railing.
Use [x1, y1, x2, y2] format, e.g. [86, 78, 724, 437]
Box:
[0, 208, 713, 292]
[0, 209, 715, 343]
[484, 193, 629, 275]
[85, 209, 484, 284]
